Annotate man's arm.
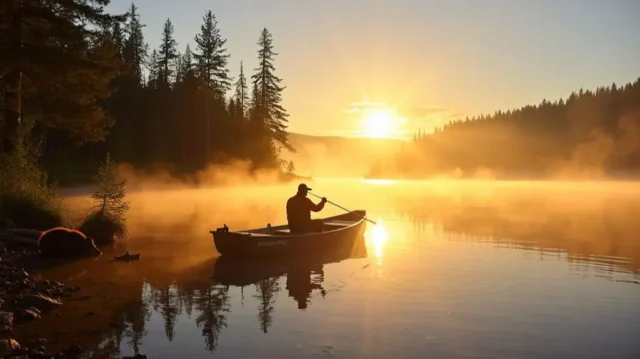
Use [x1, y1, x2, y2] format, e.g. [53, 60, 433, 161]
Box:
[307, 197, 326, 212]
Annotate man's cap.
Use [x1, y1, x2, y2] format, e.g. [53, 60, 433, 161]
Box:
[298, 183, 312, 192]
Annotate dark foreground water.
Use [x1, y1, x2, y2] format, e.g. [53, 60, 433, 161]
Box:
[18, 179, 640, 359]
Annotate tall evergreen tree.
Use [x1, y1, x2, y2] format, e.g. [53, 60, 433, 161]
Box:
[193, 10, 231, 97]
[112, 22, 125, 63]
[157, 19, 178, 87]
[176, 45, 193, 83]
[183, 45, 194, 74]
[234, 61, 249, 119]
[251, 28, 293, 152]
[123, 2, 146, 86]
[147, 50, 160, 87]
[227, 98, 237, 122]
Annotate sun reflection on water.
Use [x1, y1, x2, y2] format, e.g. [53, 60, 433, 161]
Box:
[366, 220, 388, 277]
[370, 221, 388, 258]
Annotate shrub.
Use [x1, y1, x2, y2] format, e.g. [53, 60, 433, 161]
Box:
[0, 141, 66, 230]
[78, 210, 126, 246]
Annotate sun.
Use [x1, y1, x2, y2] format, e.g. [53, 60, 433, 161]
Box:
[361, 109, 397, 138]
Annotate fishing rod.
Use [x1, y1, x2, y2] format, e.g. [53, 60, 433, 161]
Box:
[308, 192, 377, 225]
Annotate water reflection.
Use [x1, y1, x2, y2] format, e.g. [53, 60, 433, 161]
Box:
[368, 221, 388, 259]
[18, 181, 640, 358]
[391, 184, 640, 276]
[213, 232, 367, 316]
[255, 278, 279, 333]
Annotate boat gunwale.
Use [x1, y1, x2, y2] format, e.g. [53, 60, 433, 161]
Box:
[209, 210, 368, 240]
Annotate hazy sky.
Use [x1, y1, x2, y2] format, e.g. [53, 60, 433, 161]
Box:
[106, 0, 640, 138]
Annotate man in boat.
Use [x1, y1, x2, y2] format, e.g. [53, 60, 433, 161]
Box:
[286, 183, 327, 233]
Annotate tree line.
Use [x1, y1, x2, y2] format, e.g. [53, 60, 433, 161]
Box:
[1, 1, 294, 186]
[369, 78, 640, 180]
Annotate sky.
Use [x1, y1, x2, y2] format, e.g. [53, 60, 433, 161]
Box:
[106, 0, 640, 139]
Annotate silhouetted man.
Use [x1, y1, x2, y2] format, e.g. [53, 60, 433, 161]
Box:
[286, 183, 327, 233]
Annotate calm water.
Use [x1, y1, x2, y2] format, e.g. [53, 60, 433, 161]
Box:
[20, 179, 640, 359]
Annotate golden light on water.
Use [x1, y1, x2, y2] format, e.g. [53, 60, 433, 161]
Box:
[368, 220, 388, 259]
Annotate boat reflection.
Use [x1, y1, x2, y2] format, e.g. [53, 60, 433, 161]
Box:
[213, 232, 367, 312]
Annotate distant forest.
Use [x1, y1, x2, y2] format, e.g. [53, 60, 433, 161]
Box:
[1, 2, 295, 186]
[369, 78, 640, 180]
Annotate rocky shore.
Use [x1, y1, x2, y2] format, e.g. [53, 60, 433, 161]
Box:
[0, 230, 144, 359]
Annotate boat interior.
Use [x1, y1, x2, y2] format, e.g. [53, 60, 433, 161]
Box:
[241, 219, 361, 236]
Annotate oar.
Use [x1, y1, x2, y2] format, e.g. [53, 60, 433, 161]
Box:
[308, 192, 377, 225]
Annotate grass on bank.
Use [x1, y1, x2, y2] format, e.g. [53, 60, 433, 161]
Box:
[0, 144, 130, 250]
[0, 143, 66, 230]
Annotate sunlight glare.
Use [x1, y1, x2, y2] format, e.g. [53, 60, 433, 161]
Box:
[362, 109, 397, 138]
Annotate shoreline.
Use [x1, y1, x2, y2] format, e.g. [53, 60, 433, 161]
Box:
[0, 230, 142, 359]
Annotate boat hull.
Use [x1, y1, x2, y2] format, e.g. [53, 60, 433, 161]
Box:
[210, 210, 368, 259]
[212, 232, 367, 286]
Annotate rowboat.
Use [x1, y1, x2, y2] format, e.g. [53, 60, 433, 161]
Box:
[210, 210, 368, 258]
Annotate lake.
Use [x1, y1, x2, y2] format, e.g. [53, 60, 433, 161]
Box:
[19, 179, 640, 359]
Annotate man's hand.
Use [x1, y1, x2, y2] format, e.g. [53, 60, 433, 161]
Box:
[321, 197, 327, 203]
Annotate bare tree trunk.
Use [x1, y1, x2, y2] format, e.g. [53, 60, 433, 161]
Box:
[2, 0, 23, 154]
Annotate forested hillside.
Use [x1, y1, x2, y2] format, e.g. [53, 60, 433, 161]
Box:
[368, 78, 640, 180]
[1, 2, 296, 186]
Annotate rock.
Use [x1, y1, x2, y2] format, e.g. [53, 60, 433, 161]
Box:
[2, 228, 42, 240]
[18, 307, 42, 321]
[122, 355, 148, 359]
[0, 232, 38, 247]
[0, 338, 20, 356]
[15, 294, 62, 312]
[38, 338, 47, 345]
[38, 227, 102, 259]
[0, 311, 14, 326]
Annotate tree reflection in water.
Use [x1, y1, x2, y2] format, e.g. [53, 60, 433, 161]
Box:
[18, 233, 366, 358]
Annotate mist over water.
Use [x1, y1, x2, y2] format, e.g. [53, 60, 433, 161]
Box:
[22, 179, 640, 358]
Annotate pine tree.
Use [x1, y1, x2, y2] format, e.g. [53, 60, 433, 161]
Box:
[90, 152, 130, 220]
[158, 19, 178, 87]
[176, 45, 193, 82]
[147, 50, 160, 87]
[249, 81, 261, 122]
[227, 98, 237, 122]
[112, 22, 125, 63]
[0, 0, 125, 152]
[286, 160, 295, 174]
[123, 2, 147, 86]
[251, 28, 293, 152]
[183, 45, 194, 74]
[193, 10, 231, 97]
[234, 61, 249, 119]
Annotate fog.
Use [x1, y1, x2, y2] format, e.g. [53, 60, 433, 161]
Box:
[280, 133, 404, 178]
[61, 176, 640, 274]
